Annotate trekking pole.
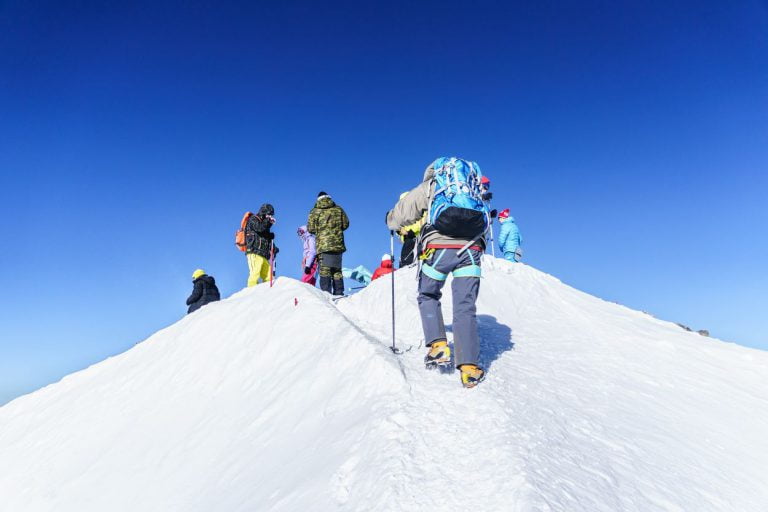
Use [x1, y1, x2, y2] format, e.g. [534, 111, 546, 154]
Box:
[269, 243, 275, 288]
[490, 223, 496, 257]
[390, 230, 397, 354]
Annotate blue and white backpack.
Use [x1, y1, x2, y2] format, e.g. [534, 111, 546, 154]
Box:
[427, 157, 491, 239]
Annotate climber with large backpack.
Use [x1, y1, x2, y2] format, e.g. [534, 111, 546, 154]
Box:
[235, 204, 278, 287]
[386, 157, 491, 388]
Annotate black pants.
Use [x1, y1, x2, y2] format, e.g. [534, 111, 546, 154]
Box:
[319, 252, 344, 295]
[400, 237, 417, 267]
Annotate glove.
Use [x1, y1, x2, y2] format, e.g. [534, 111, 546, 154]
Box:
[482, 192, 493, 201]
[490, 209, 498, 219]
[304, 266, 311, 275]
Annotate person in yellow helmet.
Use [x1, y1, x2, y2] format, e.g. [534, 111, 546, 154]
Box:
[186, 269, 220, 314]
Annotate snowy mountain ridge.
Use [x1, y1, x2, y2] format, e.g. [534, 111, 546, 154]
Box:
[1, 257, 767, 511]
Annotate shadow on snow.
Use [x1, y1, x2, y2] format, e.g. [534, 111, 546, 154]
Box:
[477, 314, 515, 371]
[445, 314, 515, 371]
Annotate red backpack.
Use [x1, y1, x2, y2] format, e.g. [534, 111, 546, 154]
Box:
[235, 212, 253, 252]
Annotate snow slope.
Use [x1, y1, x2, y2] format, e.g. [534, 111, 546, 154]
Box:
[1, 257, 767, 511]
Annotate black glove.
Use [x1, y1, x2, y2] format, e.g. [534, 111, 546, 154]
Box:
[482, 192, 493, 201]
[304, 266, 311, 274]
[490, 209, 498, 219]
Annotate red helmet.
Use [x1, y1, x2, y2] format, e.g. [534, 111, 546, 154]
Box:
[498, 208, 510, 220]
[480, 176, 490, 185]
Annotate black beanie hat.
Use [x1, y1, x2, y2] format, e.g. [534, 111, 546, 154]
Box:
[317, 191, 328, 197]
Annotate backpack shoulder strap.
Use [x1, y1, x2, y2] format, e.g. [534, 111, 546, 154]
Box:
[241, 211, 253, 229]
[426, 177, 438, 224]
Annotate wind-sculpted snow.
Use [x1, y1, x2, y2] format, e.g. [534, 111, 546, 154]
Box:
[1, 257, 767, 511]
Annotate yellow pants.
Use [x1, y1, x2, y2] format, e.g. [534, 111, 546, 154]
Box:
[247, 253, 272, 287]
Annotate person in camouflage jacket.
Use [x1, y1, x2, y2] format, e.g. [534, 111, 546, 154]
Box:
[307, 191, 350, 295]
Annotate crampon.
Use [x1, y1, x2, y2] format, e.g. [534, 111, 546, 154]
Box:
[459, 364, 486, 388]
[424, 340, 451, 370]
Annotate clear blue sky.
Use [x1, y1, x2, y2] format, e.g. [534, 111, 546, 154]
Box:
[1, 0, 766, 405]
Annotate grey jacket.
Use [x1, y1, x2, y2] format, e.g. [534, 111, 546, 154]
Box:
[387, 166, 486, 249]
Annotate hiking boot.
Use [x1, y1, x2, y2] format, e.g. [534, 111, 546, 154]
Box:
[424, 340, 451, 368]
[459, 364, 485, 388]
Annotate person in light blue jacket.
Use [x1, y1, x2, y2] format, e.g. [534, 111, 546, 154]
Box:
[497, 208, 522, 262]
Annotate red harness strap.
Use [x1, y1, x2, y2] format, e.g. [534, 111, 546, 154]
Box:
[426, 243, 484, 252]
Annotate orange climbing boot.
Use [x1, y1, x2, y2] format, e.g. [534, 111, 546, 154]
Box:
[459, 364, 485, 388]
[424, 340, 451, 368]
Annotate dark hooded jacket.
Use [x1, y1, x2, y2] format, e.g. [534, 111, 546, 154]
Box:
[246, 204, 278, 258]
[307, 196, 349, 254]
[186, 275, 221, 314]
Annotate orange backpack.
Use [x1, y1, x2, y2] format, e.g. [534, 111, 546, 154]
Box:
[235, 211, 253, 252]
